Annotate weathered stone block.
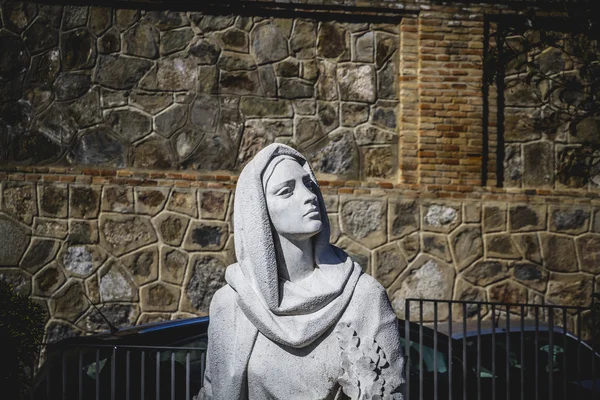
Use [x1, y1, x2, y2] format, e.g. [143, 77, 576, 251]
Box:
[373, 242, 406, 288]
[487, 281, 528, 304]
[546, 272, 593, 307]
[161, 246, 188, 285]
[106, 108, 152, 143]
[462, 260, 509, 287]
[422, 233, 451, 262]
[375, 31, 398, 68]
[1, 2, 38, 33]
[362, 146, 395, 179]
[341, 198, 387, 248]
[453, 278, 487, 320]
[422, 203, 461, 233]
[337, 64, 376, 103]
[389, 255, 455, 321]
[388, 199, 419, 240]
[95, 54, 153, 89]
[23, 19, 58, 55]
[504, 108, 542, 142]
[38, 184, 67, 218]
[237, 119, 291, 166]
[317, 101, 339, 134]
[160, 28, 194, 56]
[141, 282, 180, 312]
[166, 189, 198, 218]
[98, 27, 120, 54]
[341, 103, 369, 127]
[130, 92, 173, 115]
[539, 233, 578, 272]
[512, 262, 548, 292]
[463, 203, 481, 223]
[0, 32, 29, 82]
[20, 238, 59, 273]
[336, 237, 371, 274]
[154, 212, 189, 247]
[576, 234, 600, 274]
[513, 233, 542, 264]
[240, 97, 292, 118]
[215, 27, 248, 53]
[33, 262, 66, 297]
[68, 220, 99, 244]
[251, 22, 288, 64]
[279, 78, 314, 99]
[549, 207, 590, 234]
[79, 303, 139, 332]
[0, 214, 30, 266]
[190, 95, 219, 132]
[50, 281, 88, 322]
[353, 31, 373, 63]
[188, 37, 221, 65]
[135, 187, 169, 216]
[2, 183, 37, 224]
[295, 117, 324, 148]
[60, 244, 106, 278]
[99, 260, 138, 302]
[120, 246, 158, 286]
[53, 72, 91, 101]
[132, 136, 174, 169]
[316, 60, 338, 101]
[328, 214, 341, 244]
[89, 6, 111, 36]
[34, 217, 68, 239]
[218, 51, 256, 71]
[183, 221, 228, 251]
[509, 204, 547, 232]
[400, 233, 420, 261]
[523, 141, 554, 187]
[182, 254, 227, 314]
[200, 190, 230, 220]
[99, 215, 157, 256]
[483, 205, 506, 233]
[189, 14, 234, 34]
[102, 186, 134, 213]
[290, 19, 316, 59]
[450, 225, 483, 271]
[69, 186, 100, 219]
[305, 129, 359, 178]
[60, 28, 97, 70]
[485, 233, 520, 259]
[317, 22, 349, 59]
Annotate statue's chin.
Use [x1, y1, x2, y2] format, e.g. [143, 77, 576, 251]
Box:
[280, 221, 323, 241]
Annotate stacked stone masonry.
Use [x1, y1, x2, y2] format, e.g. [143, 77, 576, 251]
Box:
[1, 0, 599, 342]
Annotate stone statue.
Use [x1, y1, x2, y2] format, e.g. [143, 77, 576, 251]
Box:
[199, 144, 404, 399]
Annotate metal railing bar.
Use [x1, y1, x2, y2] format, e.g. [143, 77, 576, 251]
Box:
[520, 305, 525, 400]
[126, 350, 131, 400]
[141, 351, 145, 400]
[462, 303, 467, 400]
[562, 309, 567, 400]
[434, 301, 438, 400]
[79, 349, 83, 400]
[111, 347, 116, 400]
[491, 303, 496, 400]
[95, 349, 100, 400]
[56, 344, 204, 351]
[186, 352, 191, 400]
[405, 299, 411, 400]
[506, 306, 510, 400]
[549, 310, 554, 400]
[171, 351, 176, 400]
[156, 350, 161, 400]
[419, 300, 424, 400]
[403, 298, 588, 311]
[535, 307, 539, 400]
[62, 351, 66, 400]
[477, 304, 481, 400]
[448, 303, 452, 400]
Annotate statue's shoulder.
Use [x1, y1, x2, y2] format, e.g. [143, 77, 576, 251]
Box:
[209, 281, 237, 316]
[354, 268, 386, 297]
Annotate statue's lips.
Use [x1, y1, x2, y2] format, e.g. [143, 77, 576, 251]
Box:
[304, 208, 320, 218]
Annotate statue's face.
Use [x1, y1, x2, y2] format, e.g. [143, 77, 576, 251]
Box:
[264, 158, 323, 241]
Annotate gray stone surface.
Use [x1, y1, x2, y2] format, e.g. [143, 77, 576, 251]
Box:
[102, 186, 134, 213]
[135, 188, 169, 216]
[423, 204, 460, 233]
[388, 199, 419, 240]
[161, 247, 188, 285]
[513, 233, 543, 263]
[141, 282, 180, 312]
[60, 29, 97, 70]
[155, 212, 189, 246]
[550, 207, 590, 234]
[340, 199, 387, 248]
[540, 233, 578, 272]
[485, 233, 521, 259]
[450, 226, 483, 271]
[166, 189, 198, 217]
[107, 108, 152, 142]
[99, 260, 138, 302]
[121, 247, 158, 285]
[523, 141, 554, 187]
[61, 245, 106, 277]
[94, 55, 153, 90]
[422, 233, 451, 262]
[183, 254, 226, 314]
[33, 262, 66, 296]
[100, 215, 157, 256]
[50, 281, 88, 322]
[337, 64, 376, 103]
[305, 129, 359, 178]
[183, 221, 228, 251]
[546, 272, 593, 307]
[251, 22, 288, 64]
[0, 215, 30, 266]
[38, 184, 67, 218]
[483, 205, 506, 233]
[512, 262, 548, 292]
[21, 238, 59, 273]
[462, 260, 510, 287]
[2, 183, 37, 224]
[576, 234, 600, 274]
[509, 205, 547, 232]
[487, 281, 527, 304]
[373, 243, 406, 288]
[70, 186, 100, 219]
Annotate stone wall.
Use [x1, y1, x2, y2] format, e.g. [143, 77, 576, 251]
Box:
[1, 0, 599, 343]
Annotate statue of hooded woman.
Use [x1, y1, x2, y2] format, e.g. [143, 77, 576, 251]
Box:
[199, 144, 404, 399]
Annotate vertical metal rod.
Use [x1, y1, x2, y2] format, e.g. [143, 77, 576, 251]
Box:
[593, 298, 597, 400]
[520, 305, 525, 400]
[405, 299, 411, 400]
[577, 310, 582, 400]
[126, 350, 131, 400]
[562, 309, 567, 400]
[141, 351, 145, 400]
[95, 349, 100, 400]
[477, 304, 481, 400]
[79, 350, 83, 400]
[549, 309, 554, 400]
[46, 359, 51, 399]
[111, 347, 116, 400]
[434, 301, 438, 400]
[535, 307, 539, 400]
[462, 303, 467, 400]
[448, 303, 453, 400]
[186, 352, 191, 400]
[506, 306, 511, 400]
[171, 352, 176, 400]
[156, 351, 161, 400]
[491, 304, 496, 400]
[62, 351, 66, 400]
[419, 300, 424, 400]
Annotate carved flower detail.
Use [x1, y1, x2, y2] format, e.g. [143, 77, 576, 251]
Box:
[335, 322, 402, 400]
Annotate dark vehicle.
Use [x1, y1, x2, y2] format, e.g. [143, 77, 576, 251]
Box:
[31, 316, 599, 399]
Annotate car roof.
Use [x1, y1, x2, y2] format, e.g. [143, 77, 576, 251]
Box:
[424, 318, 566, 340]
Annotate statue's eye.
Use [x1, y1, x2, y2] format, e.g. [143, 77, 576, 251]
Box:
[275, 186, 292, 196]
[304, 178, 315, 191]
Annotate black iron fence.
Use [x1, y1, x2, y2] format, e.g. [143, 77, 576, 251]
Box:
[403, 298, 600, 400]
[30, 344, 206, 400]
